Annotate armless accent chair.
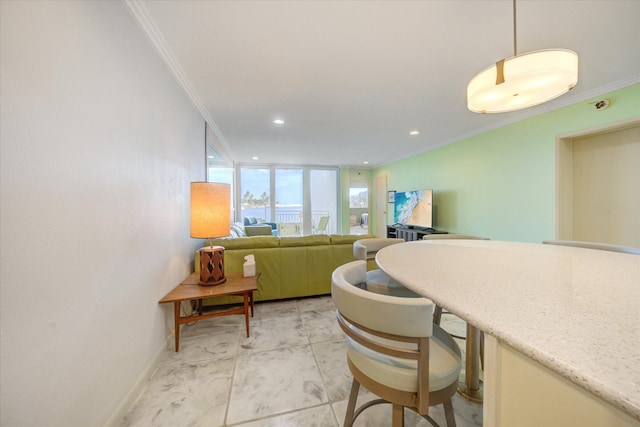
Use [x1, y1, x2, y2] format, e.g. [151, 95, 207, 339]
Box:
[353, 238, 420, 298]
[543, 240, 640, 255]
[332, 261, 461, 427]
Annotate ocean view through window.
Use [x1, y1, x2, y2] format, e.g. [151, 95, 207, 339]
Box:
[237, 166, 338, 235]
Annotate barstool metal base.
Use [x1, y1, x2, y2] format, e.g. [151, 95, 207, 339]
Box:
[458, 381, 483, 403]
[457, 323, 484, 403]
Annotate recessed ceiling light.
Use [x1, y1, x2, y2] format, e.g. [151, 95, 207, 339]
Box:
[362, 161, 369, 165]
[409, 130, 420, 136]
[252, 156, 259, 160]
[273, 119, 285, 125]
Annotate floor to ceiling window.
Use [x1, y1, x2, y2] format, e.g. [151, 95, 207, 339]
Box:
[310, 169, 337, 235]
[239, 168, 271, 222]
[275, 168, 303, 235]
[349, 182, 369, 235]
[237, 166, 339, 236]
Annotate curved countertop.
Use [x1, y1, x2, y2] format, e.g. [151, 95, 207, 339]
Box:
[376, 240, 640, 420]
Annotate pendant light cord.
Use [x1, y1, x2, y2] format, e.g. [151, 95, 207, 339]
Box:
[513, 0, 518, 56]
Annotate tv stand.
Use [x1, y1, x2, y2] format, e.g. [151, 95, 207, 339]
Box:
[387, 225, 447, 241]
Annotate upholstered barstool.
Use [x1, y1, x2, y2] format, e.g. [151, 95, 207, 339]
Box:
[353, 238, 420, 298]
[423, 234, 488, 403]
[332, 261, 461, 427]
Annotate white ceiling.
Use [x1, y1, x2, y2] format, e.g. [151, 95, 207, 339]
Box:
[129, 0, 640, 168]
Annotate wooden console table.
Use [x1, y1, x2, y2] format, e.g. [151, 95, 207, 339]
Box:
[159, 272, 259, 352]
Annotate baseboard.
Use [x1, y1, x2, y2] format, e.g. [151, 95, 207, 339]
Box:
[103, 334, 171, 427]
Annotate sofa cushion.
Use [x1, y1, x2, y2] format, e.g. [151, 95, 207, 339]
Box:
[209, 235, 279, 250]
[279, 234, 331, 247]
[330, 234, 374, 245]
[230, 222, 245, 238]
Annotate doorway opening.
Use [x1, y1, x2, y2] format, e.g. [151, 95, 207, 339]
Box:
[556, 118, 639, 248]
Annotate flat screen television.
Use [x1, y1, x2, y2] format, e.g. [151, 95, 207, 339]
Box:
[393, 189, 433, 228]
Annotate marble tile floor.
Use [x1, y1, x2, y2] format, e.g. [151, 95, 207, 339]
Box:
[121, 296, 482, 427]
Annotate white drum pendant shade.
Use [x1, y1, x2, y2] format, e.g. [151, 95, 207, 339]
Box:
[467, 49, 578, 114]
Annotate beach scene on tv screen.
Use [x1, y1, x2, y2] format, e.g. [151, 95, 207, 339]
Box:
[394, 190, 432, 227]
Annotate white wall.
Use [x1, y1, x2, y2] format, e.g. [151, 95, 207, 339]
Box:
[0, 1, 204, 425]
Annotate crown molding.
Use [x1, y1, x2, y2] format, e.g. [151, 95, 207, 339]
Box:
[122, 0, 234, 165]
[387, 75, 640, 167]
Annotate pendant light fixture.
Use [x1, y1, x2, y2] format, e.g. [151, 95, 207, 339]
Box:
[467, 0, 578, 114]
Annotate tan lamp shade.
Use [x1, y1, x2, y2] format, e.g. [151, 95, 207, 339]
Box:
[190, 182, 231, 286]
[190, 182, 231, 239]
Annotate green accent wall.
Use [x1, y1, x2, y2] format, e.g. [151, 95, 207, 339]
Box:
[372, 84, 640, 243]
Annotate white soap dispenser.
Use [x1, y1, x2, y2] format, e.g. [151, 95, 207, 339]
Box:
[243, 254, 256, 277]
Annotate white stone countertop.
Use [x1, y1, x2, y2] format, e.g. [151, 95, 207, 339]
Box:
[376, 240, 640, 421]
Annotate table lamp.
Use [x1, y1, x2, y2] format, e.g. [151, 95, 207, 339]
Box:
[190, 182, 231, 285]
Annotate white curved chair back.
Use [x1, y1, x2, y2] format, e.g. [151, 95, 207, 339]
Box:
[543, 240, 640, 255]
[353, 239, 420, 298]
[423, 234, 488, 240]
[332, 261, 434, 337]
[354, 238, 404, 262]
[331, 260, 461, 427]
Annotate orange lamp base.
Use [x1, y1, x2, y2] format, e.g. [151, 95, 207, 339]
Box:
[198, 246, 226, 286]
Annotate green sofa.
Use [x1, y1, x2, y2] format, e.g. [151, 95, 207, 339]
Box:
[195, 234, 373, 306]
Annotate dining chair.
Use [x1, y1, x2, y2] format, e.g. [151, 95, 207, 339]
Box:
[353, 238, 420, 297]
[332, 260, 461, 427]
[542, 239, 640, 255]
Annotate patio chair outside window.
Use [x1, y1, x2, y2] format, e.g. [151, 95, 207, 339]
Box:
[315, 216, 329, 234]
